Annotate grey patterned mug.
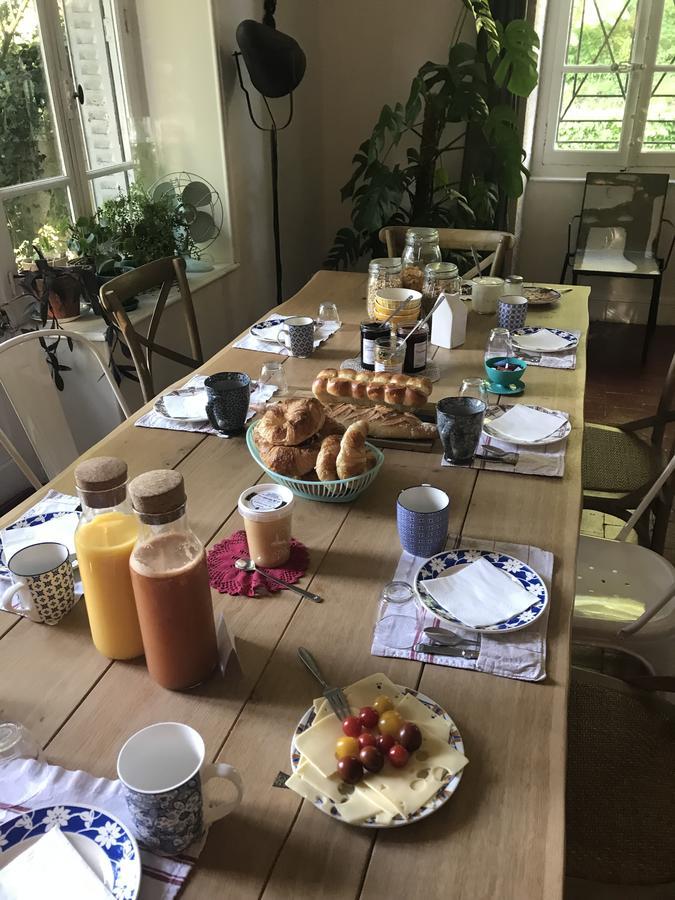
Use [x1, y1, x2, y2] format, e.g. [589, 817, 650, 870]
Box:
[117, 722, 243, 856]
[276, 316, 316, 357]
[0, 542, 75, 625]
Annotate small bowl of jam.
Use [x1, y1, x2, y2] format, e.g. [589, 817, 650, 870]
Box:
[484, 356, 527, 388]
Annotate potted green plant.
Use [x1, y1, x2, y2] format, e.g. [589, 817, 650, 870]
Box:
[325, 0, 539, 269]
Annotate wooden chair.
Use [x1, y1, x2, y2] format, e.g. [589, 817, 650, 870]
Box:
[99, 257, 204, 403]
[582, 349, 675, 554]
[378, 227, 515, 278]
[0, 329, 130, 487]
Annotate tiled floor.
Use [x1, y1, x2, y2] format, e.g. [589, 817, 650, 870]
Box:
[583, 322, 675, 564]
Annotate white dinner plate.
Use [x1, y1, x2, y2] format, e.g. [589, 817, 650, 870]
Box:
[290, 685, 465, 828]
[483, 404, 571, 446]
[249, 317, 288, 344]
[154, 386, 208, 424]
[510, 327, 578, 352]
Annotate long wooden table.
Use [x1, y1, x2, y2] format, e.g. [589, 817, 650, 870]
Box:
[0, 272, 589, 899]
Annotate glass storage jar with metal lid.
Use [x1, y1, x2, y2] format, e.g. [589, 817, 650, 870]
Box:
[397, 321, 428, 374]
[367, 258, 401, 318]
[374, 336, 406, 374]
[503, 275, 524, 296]
[360, 320, 390, 371]
[422, 261, 460, 315]
[401, 228, 441, 293]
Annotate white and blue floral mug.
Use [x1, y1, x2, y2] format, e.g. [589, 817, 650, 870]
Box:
[276, 316, 316, 357]
[397, 485, 450, 557]
[117, 722, 243, 855]
[0, 542, 75, 625]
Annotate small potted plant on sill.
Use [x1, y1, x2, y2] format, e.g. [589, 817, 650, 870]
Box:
[15, 250, 98, 323]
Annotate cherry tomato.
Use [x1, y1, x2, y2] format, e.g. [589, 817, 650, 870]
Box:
[388, 743, 410, 768]
[398, 722, 422, 753]
[359, 746, 384, 773]
[359, 706, 379, 730]
[342, 715, 362, 738]
[372, 695, 393, 714]
[375, 733, 395, 754]
[337, 756, 363, 784]
[335, 736, 360, 760]
[378, 710, 403, 737]
[358, 732, 377, 750]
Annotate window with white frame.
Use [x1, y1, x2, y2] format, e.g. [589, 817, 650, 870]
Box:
[534, 0, 675, 175]
[0, 0, 136, 291]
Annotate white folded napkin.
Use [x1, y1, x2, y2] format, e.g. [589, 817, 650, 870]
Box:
[487, 405, 567, 444]
[514, 329, 572, 351]
[0, 826, 113, 899]
[1, 511, 79, 561]
[421, 556, 534, 627]
[162, 390, 207, 420]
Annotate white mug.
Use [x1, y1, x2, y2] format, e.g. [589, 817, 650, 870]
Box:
[0, 542, 76, 625]
[117, 722, 243, 855]
[471, 276, 504, 315]
[276, 316, 316, 357]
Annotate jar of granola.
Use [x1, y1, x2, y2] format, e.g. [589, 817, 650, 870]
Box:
[401, 228, 441, 294]
[423, 261, 460, 316]
[367, 258, 401, 318]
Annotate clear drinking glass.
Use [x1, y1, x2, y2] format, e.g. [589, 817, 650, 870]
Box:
[372, 581, 425, 651]
[459, 377, 488, 406]
[0, 723, 41, 765]
[485, 327, 514, 361]
[317, 302, 340, 327]
[259, 360, 288, 396]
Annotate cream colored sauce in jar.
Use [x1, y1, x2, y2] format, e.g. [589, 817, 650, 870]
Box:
[238, 484, 295, 567]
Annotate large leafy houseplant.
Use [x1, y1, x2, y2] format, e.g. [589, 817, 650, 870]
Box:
[325, 0, 539, 269]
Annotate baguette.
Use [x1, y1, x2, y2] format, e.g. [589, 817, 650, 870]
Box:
[325, 402, 436, 441]
[312, 368, 432, 410]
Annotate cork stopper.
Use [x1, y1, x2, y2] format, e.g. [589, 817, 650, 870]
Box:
[74, 456, 128, 508]
[128, 469, 186, 520]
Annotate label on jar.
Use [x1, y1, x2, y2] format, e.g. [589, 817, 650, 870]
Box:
[413, 340, 427, 370]
[362, 338, 377, 366]
[247, 490, 287, 511]
[375, 360, 404, 374]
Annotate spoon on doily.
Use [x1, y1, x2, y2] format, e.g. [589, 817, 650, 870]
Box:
[235, 558, 323, 603]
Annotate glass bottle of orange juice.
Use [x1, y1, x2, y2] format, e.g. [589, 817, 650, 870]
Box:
[74, 457, 144, 659]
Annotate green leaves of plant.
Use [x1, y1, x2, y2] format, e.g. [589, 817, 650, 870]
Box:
[483, 105, 526, 197]
[493, 20, 540, 97]
[461, 0, 500, 57]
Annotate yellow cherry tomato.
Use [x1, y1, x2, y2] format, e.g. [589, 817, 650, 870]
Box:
[335, 736, 360, 760]
[372, 695, 393, 714]
[378, 709, 403, 737]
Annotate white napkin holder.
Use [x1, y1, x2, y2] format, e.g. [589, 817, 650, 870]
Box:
[431, 290, 466, 349]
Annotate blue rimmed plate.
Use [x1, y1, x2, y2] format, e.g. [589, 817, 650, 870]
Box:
[290, 686, 465, 828]
[0, 512, 79, 579]
[249, 317, 288, 343]
[414, 549, 548, 633]
[0, 804, 141, 898]
[511, 327, 578, 351]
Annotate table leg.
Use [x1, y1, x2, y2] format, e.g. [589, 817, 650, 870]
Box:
[642, 274, 662, 365]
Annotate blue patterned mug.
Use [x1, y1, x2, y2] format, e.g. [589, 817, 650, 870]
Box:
[117, 722, 243, 855]
[0, 542, 75, 625]
[497, 295, 528, 331]
[205, 372, 251, 436]
[397, 485, 450, 557]
[276, 316, 316, 357]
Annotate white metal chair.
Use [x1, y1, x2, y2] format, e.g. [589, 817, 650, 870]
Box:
[0, 329, 130, 488]
[574, 453, 675, 676]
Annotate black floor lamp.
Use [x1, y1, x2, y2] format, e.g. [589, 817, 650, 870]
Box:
[234, 1, 306, 305]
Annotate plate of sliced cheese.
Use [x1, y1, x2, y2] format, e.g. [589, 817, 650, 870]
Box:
[287, 672, 468, 827]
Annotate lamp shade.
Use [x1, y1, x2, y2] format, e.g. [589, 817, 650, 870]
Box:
[235, 19, 306, 98]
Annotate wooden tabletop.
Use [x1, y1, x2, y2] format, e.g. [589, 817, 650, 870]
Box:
[0, 272, 589, 899]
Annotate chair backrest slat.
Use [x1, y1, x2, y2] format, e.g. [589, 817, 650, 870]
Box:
[99, 257, 204, 404]
[378, 227, 515, 276]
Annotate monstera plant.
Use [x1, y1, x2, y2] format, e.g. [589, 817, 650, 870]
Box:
[325, 0, 539, 269]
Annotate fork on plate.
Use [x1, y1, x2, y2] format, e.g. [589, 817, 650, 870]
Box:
[297, 647, 350, 720]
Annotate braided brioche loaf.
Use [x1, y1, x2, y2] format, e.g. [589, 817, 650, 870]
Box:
[312, 368, 432, 410]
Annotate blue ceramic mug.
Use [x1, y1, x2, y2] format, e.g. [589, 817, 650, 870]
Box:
[276, 316, 316, 358]
[497, 295, 528, 331]
[437, 397, 487, 465]
[205, 372, 251, 436]
[397, 484, 450, 557]
[117, 722, 243, 855]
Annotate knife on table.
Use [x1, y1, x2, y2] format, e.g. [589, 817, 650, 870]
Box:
[415, 643, 480, 659]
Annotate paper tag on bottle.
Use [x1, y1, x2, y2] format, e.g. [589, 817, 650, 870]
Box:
[248, 490, 287, 511]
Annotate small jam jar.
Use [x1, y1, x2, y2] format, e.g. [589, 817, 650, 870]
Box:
[397, 321, 428, 374]
[360, 320, 390, 371]
[375, 337, 405, 374]
[503, 275, 524, 296]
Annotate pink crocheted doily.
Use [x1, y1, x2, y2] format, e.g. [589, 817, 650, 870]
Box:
[207, 530, 309, 597]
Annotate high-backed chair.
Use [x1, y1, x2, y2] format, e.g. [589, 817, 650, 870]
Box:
[583, 349, 675, 553]
[560, 172, 674, 363]
[0, 329, 130, 488]
[99, 256, 203, 403]
[378, 226, 515, 278]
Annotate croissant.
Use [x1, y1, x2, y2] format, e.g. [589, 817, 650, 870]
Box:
[312, 368, 432, 410]
[256, 398, 325, 446]
[315, 435, 341, 481]
[257, 437, 320, 478]
[336, 421, 369, 480]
